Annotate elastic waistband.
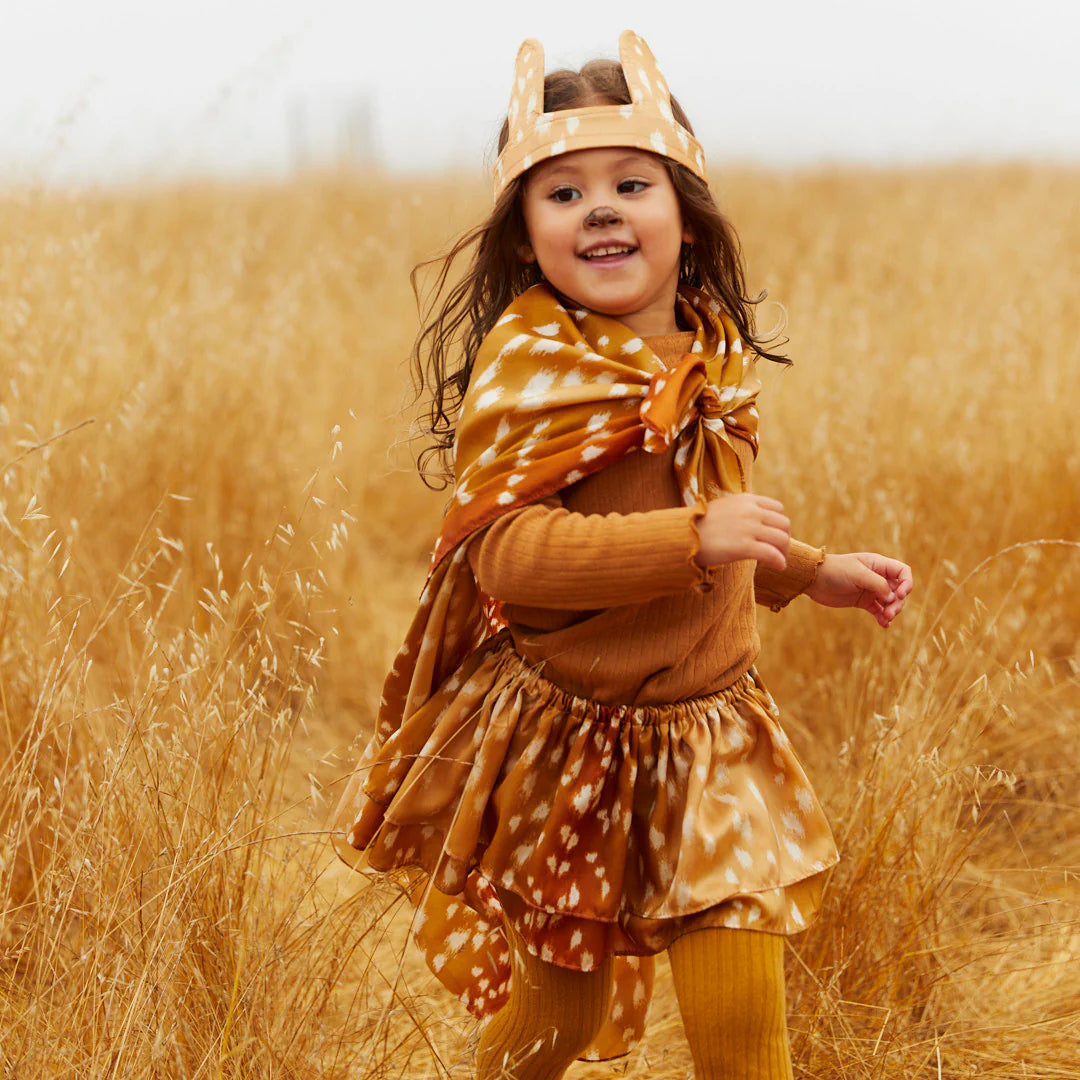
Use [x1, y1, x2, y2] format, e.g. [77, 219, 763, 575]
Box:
[485, 631, 769, 727]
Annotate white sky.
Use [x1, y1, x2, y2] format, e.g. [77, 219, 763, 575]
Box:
[3, 0, 1079, 187]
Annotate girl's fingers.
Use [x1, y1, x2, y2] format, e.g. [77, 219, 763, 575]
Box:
[753, 495, 786, 514]
[878, 557, 913, 594]
[753, 541, 787, 571]
[760, 510, 791, 533]
[874, 589, 908, 625]
[864, 597, 891, 628]
[758, 526, 791, 556]
[856, 565, 892, 600]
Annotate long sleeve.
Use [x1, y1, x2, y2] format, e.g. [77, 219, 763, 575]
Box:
[468, 495, 711, 610]
[753, 539, 826, 612]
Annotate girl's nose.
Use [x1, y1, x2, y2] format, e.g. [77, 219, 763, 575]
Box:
[584, 205, 623, 228]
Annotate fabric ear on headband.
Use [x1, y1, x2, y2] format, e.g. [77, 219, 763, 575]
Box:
[493, 30, 707, 200]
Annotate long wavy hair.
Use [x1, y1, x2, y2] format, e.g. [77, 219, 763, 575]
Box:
[410, 59, 789, 488]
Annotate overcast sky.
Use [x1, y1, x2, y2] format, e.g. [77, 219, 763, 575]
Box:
[3, 0, 1079, 187]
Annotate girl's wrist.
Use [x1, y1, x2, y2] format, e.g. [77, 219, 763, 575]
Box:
[804, 550, 832, 603]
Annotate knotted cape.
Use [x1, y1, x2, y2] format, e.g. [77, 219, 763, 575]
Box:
[331, 281, 768, 1046]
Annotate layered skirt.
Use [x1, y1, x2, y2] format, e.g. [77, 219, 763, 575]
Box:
[332, 631, 838, 1060]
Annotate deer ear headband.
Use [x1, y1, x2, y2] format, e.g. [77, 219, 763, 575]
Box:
[493, 30, 707, 200]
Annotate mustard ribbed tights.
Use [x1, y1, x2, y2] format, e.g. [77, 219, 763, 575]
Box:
[475, 925, 792, 1080]
[474, 923, 614, 1080]
[668, 927, 793, 1080]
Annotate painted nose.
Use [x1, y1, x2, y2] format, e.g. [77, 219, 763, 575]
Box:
[584, 205, 623, 228]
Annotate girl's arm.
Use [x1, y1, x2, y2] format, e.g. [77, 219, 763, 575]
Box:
[693, 493, 913, 626]
[468, 496, 714, 610]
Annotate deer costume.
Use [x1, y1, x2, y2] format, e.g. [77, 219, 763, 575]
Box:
[333, 30, 838, 1072]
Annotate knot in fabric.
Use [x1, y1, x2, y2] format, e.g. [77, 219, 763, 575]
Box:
[639, 352, 709, 454]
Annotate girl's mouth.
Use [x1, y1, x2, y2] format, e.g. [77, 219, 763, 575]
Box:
[579, 244, 638, 263]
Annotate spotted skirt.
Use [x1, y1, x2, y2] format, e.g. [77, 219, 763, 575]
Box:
[333, 631, 838, 1061]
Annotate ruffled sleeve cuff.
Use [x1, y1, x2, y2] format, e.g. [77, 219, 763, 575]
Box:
[686, 503, 719, 594]
[753, 539, 827, 612]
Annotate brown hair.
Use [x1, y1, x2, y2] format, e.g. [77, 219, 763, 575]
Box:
[410, 59, 789, 488]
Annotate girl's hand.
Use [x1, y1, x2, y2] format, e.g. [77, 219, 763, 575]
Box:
[694, 494, 791, 572]
[806, 552, 913, 628]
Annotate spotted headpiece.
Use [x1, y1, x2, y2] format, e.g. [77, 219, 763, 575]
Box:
[493, 30, 708, 199]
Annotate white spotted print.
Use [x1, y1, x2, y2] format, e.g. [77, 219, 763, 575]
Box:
[571, 783, 594, 813]
[528, 338, 563, 356]
[496, 333, 531, 362]
[474, 363, 500, 389]
[520, 369, 558, 399]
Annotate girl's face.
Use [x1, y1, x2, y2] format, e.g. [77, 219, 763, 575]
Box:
[519, 147, 691, 337]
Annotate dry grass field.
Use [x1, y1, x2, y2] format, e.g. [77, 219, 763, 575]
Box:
[1, 163, 1078, 1078]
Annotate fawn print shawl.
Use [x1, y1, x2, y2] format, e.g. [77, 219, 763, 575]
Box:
[332, 281, 767, 1051]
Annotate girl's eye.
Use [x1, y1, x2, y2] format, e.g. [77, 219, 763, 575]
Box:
[617, 179, 649, 195]
[550, 187, 580, 203]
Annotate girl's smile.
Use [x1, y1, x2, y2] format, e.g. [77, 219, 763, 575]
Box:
[519, 147, 692, 337]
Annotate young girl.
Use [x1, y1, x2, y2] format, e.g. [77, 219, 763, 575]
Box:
[333, 31, 912, 1080]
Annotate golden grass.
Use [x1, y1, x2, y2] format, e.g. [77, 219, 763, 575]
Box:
[1, 163, 1078, 1078]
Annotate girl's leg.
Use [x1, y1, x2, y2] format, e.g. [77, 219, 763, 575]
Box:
[667, 927, 793, 1080]
[475, 922, 613, 1080]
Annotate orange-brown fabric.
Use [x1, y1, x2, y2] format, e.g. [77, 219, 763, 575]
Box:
[331, 285, 838, 1061]
[352, 637, 834, 1060]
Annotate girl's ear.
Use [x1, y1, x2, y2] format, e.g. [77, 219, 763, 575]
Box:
[517, 243, 537, 264]
[682, 223, 695, 245]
